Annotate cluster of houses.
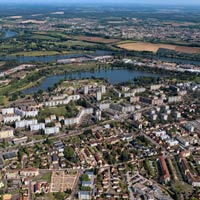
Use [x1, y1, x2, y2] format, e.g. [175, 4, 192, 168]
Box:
[179, 151, 200, 187]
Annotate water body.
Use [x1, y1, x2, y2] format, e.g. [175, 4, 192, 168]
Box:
[1, 30, 17, 39]
[0, 50, 112, 63]
[23, 68, 160, 94]
[1, 52, 200, 65]
[0, 31, 199, 65]
[156, 55, 200, 66]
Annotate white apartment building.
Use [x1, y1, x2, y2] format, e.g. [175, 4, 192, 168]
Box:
[2, 108, 14, 115]
[30, 123, 45, 131]
[15, 119, 38, 128]
[44, 126, 60, 135]
[3, 115, 21, 124]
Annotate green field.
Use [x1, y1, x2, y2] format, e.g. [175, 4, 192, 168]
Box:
[0, 96, 8, 105]
[10, 51, 60, 56]
[0, 30, 108, 57]
[39, 106, 68, 118]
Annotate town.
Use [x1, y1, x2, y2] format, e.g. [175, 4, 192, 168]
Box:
[1, 2, 200, 200]
[0, 70, 200, 199]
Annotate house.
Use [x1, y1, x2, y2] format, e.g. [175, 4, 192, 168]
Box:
[3, 152, 17, 161]
[20, 167, 39, 177]
[0, 129, 14, 139]
[186, 171, 200, 187]
[2, 194, 12, 200]
[166, 139, 179, 147]
[180, 150, 190, 158]
[34, 181, 50, 194]
[6, 170, 19, 179]
[158, 156, 170, 183]
[52, 154, 59, 164]
[133, 112, 142, 121]
[13, 137, 28, 145]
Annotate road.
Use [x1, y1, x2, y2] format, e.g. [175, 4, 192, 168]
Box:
[126, 172, 135, 200]
[28, 179, 32, 200]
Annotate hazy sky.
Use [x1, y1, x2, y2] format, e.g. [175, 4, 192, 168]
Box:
[1, 0, 200, 5]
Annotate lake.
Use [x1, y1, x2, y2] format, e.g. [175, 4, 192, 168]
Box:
[23, 68, 160, 94]
[1, 30, 17, 39]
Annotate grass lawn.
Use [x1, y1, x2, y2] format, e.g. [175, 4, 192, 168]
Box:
[194, 76, 200, 84]
[10, 51, 60, 56]
[33, 171, 52, 183]
[0, 70, 44, 96]
[172, 181, 193, 194]
[0, 96, 8, 105]
[33, 31, 72, 39]
[30, 35, 59, 41]
[40, 171, 52, 183]
[39, 106, 67, 118]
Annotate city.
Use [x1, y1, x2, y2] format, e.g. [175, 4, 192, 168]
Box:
[0, 1, 200, 200]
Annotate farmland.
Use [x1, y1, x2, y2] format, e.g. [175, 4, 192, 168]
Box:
[76, 36, 119, 44]
[117, 41, 200, 54]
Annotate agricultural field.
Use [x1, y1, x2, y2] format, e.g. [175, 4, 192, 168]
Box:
[57, 40, 97, 48]
[76, 36, 119, 44]
[117, 41, 200, 54]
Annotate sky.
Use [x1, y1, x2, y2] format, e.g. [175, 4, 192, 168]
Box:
[0, 0, 200, 5]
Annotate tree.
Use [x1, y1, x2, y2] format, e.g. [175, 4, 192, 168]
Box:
[81, 174, 90, 181]
[119, 150, 130, 162]
[64, 146, 75, 161]
[53, 192, 65, 200]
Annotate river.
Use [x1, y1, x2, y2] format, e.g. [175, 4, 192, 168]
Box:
[0, 50, 112, 63]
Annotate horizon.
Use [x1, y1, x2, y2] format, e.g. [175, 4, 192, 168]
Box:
[0, 0, 200, 6]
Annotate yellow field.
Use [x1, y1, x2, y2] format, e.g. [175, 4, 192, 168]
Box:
[117, 42, 200, 54]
